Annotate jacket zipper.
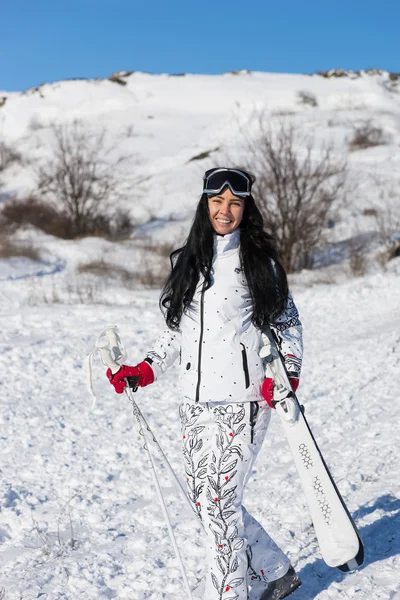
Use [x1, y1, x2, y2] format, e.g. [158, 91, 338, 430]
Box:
[195, 281, 206, 402]
[241, 343, 250, 389]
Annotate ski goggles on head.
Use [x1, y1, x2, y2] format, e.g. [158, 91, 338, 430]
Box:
[203, 168, 252, 197]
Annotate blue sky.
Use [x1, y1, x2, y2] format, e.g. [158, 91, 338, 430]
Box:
[1, 0, 399, 91]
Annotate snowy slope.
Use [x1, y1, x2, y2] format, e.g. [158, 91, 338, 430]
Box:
[0, 270, 399, 599]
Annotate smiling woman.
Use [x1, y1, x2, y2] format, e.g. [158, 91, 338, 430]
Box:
[105, 167, 303, 600]
[208, 188, 245, 235]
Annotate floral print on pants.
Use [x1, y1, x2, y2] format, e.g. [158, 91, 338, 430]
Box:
[179, 400, 290, 600]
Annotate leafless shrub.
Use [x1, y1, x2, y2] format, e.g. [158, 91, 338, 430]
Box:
[77, 259, 133, 281]
[297, 90, 318, 107]
[376, 207, 400, 261]
[108, 209, 134, 240]
[134, 240, 176, 288]
[1, 194, 132, 240]
[290, 264, 345, 287]
[136, 256, 167, 288]
[0, 587, 5, 599]
[27, 275, 106, 305]
[348, 121, 387, 150]
[362, 175, 400, 265]
[75, 208, 133, 240]
[65, 280, 101, 303]
[0, 235, 40, 260]
[327, 117, 346, 127]
[24, 495, 79, 568]
[271, 109, 296, 117]
[0, 141, 22, 171]
[136, 239, 176, 258]
[376, 248, 392, 270]
[78, 241, 175, 290]
[240, 118, 347, 272]
[57, 492, 80, 551]
[363, 208, 378, 217]
[376, 204, 400, 246]
[1, 196, 69, 236]
[348, 239, 368, 276]
[35, 120, 133, 238]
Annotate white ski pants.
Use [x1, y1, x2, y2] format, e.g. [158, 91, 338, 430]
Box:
[179, 399, 290, 600]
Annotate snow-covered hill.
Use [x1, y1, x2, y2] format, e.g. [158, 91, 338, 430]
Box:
[1, 68, 400, 225]
[0, 70, 399, 599]
[0, 69, 399, 286]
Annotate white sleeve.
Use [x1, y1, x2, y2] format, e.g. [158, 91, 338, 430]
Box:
[270, 291, 303, 378]
[145, 328, 181, 380]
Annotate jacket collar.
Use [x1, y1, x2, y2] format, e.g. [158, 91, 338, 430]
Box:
[213, 229, 241, 257]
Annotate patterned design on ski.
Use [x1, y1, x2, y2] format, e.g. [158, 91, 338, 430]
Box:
[298, 443, 313, 469]
[313, 476, 332, 525]
[281, 407, 361, 568]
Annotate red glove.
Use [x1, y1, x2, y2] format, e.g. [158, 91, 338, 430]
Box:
[261, 377, 299, 408]
[106, 361, 154, 394]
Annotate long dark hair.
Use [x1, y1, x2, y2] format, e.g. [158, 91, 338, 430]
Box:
[160, 193, 288, 330]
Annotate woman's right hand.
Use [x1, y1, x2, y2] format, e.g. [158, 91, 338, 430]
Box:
[261, 377, 299, 408]
[106, 361, 154, 394]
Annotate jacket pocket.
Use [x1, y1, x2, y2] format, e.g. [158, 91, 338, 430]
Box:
[240, 343, 250, 389]
[250, 401, 260, 444]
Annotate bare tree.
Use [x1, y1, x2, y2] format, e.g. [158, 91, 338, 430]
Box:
[35, 120, 131, 238]
[241, 119, 347, 272]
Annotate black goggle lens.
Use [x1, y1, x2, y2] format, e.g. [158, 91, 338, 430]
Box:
[204, 170, 251, 194]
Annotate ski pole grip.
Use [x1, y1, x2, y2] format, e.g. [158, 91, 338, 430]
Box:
[99, 347, 121, 375]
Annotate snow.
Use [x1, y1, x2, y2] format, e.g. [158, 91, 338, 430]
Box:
[0, 69, 400, 599]
[0, 274, 399, 599]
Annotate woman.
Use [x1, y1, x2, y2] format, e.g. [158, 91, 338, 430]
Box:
[107, 168, 303, 600]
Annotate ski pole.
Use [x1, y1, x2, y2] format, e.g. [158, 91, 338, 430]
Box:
[88, 327, 203, 522]
[86, 326, 195, 599]
[124, 385, 194, 600]
[123, 380, 197, 516]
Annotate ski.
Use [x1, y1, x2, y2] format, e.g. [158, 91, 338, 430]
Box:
[261, 329, 364, 572]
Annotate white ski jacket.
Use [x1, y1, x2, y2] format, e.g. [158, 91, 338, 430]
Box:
[146, 230, 303, 404]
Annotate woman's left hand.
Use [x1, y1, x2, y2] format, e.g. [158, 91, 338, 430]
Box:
[261, 377, 299, 408]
